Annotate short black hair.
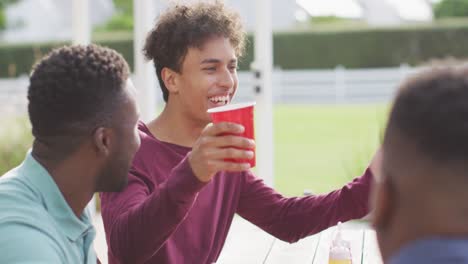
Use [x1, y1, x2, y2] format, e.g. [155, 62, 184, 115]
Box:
[143, 1, 245, 102]
[385, 66, 468, 162]
[28, 44, 130, 158]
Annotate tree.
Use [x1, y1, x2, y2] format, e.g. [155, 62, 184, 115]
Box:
[0, 0, 18, 30]
[0, 9, 5, 30]
[434, 0, 468, 18]
[96, 0, 133, 31]
[0, 0, 18, 6]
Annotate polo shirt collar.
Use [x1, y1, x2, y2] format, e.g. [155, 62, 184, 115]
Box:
[19, 152, 93, 242]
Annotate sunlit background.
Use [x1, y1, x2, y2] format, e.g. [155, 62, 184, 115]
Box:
[3, 1, 468, 262]
[0, 0, 466, 196]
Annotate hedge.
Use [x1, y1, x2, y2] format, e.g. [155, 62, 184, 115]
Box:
[274, 25, 468, 69]
[2, 24, 468, 77]
[0, 36, 135, 77]
[0, 117, 32, 175]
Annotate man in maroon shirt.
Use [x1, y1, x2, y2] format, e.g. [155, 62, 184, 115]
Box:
[100, 2, 377, 263]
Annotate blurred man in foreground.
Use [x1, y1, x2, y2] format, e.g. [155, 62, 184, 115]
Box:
[372, 66, 468, 264]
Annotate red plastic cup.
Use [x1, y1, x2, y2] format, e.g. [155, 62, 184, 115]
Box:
[207, 102, 256, 167]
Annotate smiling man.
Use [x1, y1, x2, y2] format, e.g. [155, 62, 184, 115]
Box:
[100, 2, 377, 264]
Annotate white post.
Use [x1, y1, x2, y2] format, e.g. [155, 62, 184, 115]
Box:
[134, 0, 157, 121]
[253, 0, 274, 186]
[72, 0, 95, 219]
[72, 0, 90, 45]
[334, 65, 345, 104]
[273, 67, 282, 103]
[399, 63, 410, 81]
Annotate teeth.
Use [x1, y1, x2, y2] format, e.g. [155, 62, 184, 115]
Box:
[209, 95, 230, 104]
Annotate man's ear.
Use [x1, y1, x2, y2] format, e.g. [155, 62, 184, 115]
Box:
[93, 127, 112, 157]
[161, 67, 179, 94]
[371, 179, 394, 231]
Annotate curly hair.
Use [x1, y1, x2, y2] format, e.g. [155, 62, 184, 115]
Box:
[143, 1, 246, 102]
[28, 44, 130, 158]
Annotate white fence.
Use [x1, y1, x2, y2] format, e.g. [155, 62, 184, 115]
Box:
[0, 76, 28, 115]
[231, 64, 418, 104]
[0, 65, 420, 115]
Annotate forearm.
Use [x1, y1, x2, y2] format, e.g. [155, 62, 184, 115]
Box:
[108, 186, 193, 262]
[285, 172, 371, 241]
[238, 168, 373, 243]
[105, 158, 206, 263]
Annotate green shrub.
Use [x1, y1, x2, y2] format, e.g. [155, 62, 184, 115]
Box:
[0, 38, 133, 77]
[0, 0, 19, 6]
[273, 25, 468, 69]
[0, 117, 32, 176]
[435, 0, 468, 18]
[0, 8, 5, 30]
[95, 0, 133, 32]
[309, 16, 358, 25]
[113, 0, 133, 17]
[96, 14, 133, 31]
[3, 22, 468, 77]
[0, 0, 19, 30]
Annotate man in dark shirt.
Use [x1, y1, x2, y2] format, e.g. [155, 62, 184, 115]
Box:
[372, 66, 468, 264]
[101, 2, 378, 263]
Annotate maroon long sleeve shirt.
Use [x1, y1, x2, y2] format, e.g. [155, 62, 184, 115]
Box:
[100, 122, 373, 264]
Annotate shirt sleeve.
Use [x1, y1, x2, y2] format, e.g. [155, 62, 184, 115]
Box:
[237, 167, 373, 243]
[0, 221, 64, 263]
[100, 155, 207, 263]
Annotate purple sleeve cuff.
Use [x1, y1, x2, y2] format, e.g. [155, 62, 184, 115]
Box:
[166, 154, 208, 204]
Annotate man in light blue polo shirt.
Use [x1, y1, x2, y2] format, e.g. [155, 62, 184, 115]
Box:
[372, 67, 468, 264]
[0, 45, 140, 263]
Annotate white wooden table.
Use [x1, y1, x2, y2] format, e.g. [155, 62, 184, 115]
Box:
[217, 217, 383, 264]
[94, 214, 383, 264]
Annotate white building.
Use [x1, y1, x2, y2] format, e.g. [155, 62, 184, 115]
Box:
[226, 0, 296, 32]
[357, 0, 433, 26]
[297, 0, 434, 26]
[153, 0, 297, 32]
[0, 0, 435, 43]
[0, 0, 298, 43]
[1, 0, 114, 43]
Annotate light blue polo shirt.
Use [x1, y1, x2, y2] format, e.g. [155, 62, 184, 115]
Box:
[389, 238, 468, 264]
[0, 152, 96, 263]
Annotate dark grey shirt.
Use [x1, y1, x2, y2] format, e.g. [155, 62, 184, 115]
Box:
[390, 238, 468, 264]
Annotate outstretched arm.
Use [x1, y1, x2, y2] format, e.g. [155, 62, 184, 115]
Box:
[237, 152, 380, 243]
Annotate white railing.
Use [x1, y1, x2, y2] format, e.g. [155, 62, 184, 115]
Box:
[232, 64, 418, 104]
[0, 76, 28, 116]
[0, 65, 421, 116]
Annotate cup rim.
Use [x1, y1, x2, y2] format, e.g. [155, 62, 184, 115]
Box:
[207, 101, 256, 113]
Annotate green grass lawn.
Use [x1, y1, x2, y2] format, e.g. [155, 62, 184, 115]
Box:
[271, 104, 388, 196]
